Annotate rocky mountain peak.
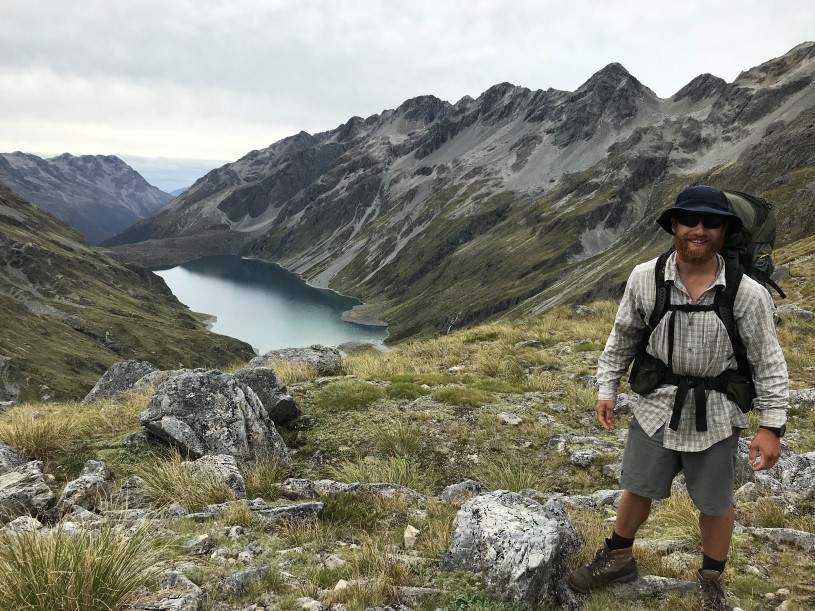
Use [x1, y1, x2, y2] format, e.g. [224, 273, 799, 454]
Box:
[577, 62, 640, 95]
[395, 95, 450, 124]
[672, 73, 728, 103]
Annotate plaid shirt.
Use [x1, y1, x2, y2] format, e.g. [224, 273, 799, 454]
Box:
[597, 252, 789, 452]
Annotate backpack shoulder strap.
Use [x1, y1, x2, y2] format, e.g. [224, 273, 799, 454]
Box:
[650, 250, 673, 330]
[714, 251, 749, 372]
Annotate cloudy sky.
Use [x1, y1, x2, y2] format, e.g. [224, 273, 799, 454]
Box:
[1, 1, 813, 191]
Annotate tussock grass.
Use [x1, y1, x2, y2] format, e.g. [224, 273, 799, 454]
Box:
[473, 454, 548, 492]
[135, 453, 237, 511]
[245, 457, 289, 501]
[314, 381, 385, 412]
[267, 359, 319, 384]
[416, 501, 459, 558]
[384, 382, 431, 401]
[222, 502, 260, 528]
[329, 456, 429, 492]
[432, 386, 496, 407]
[649, 489, 702, 545]
[373, 420, 423, 457]
[0, 402, 100, 459]
[277, 518, 335, 549]
[0, 525, 162, 611]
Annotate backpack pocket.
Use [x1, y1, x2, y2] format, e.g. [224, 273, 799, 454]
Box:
[629, 353, 665, 395]
[724, 371, 756, 413]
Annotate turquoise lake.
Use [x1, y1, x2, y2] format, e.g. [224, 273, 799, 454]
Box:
[153, 255, 388, 354]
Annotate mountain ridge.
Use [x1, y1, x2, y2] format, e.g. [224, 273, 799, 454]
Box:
[0, 152, 173, 244]
[105, 42, 815, 340]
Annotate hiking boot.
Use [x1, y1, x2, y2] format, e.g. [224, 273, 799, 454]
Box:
[697, 569, 729, 611]
[568, 544, 638, 594]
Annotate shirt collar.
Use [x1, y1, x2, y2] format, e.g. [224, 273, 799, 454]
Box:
[664, 251, 727, 288]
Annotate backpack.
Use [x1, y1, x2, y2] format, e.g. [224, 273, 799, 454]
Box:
[720, 189, 785, 299]
[627, 189, 784, 431]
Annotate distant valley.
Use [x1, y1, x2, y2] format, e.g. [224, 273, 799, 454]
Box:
[0, 152, 173, 244]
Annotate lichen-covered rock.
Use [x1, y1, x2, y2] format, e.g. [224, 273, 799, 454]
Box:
[83, 360, 159, 402]
[57, 460, 111, 511]
[441, 479, 483, 503]
[1, 514, 43, 534]
[250, 344, 341, 376]
[207, 498, 324, 525]
[139, 369, 289, 466]
[0, 461, 55, 523]
[0, 440, 26, 474]
[183, 454, 246, 499]
[233, 366, 300, 425]
[442, 490, 579, 609]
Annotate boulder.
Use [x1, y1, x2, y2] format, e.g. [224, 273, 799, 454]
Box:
[207, 498, 324, 525]
[57, 460, 111, 512]
[790, 387, 815, 409]
[442, 490, 579, 609]
[83, 360, 159, 402]
[250, 344, 342, 376]
[183, 454, 246, 499]
[139, 369, 289, 466]
[233, 366, 300, 425]
[0, 441, 26, 474]
[0, 355, 19, 403]
[0, 461, 55, 524]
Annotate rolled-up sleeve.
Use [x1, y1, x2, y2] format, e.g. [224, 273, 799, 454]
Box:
[735, 280, 789, 426]
[597, 265, 649, 401]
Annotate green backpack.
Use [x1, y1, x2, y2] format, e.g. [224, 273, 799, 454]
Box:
[721, 190, 785, 298]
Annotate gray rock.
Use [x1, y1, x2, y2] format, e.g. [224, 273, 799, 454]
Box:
[1, 514, 43, 534]
[114, 475, 148, 509]
[157, 570, 200, 591]
[0, 355, 20, 403]
[182, 534, 213, 556]
[614, 393, 638, 414]
[132, 590, 207, 611]
[573, 305, 594, 318]
[208, 498, 324, 525]
[0, 461, 55, 523]
[498, 412, 522, 425]
[776, 303, 815, 321]
[570, 450, 596, 468]
[589, 489, 623, 507]
[184, 454, 247, 499]
[548, 434, 568, 453]
[83, 360, 159, 402]
[225, 566, 269, 596]
[441, 479, 483, 503]
[606, 574, 696, 599]
[233, 366, 300, 425]
[443, 490, 578, 609]
[603, 462, 623, 481]
[133, 368, 189, 392]
[789, 387, 815, 409]
[514, 340, 543, 349]
[58, 461, 110, 511]
[394, 585, 443, 605]
[634, 538, 693, 554]
[744, 527, 815, 553]
[139, 369, 289, 466]
[251, 344, 342, 376]
[123, 431, 151, 451]
[0, 401, 14, 414]
[275, 478, 425, 503]
[0, 441, 26, 474]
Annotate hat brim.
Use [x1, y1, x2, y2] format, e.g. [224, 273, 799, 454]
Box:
[656, 206, 743, 235]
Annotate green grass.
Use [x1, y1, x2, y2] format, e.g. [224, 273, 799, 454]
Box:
[329, 456, 430, 492]
[135, 453, 237, 511]
[0, 525, 163, 611]
[313, 381, 386, 411]
[432, 386, 496, 407]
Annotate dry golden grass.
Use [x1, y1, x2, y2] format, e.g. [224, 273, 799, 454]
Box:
[267, 359, 319, 384]
[135, 453, 237, 511]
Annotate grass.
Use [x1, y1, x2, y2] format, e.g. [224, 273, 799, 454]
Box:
[432, 386, 496, 407]
[245, 456, 289, 501]
[313, 380, 385, 411]
[473, 454, 549, 492]
[0, 524, 163, 611]
[329, 456, 430, 492]
[135, 453, 237, 511]
[267, 359, 319, 385]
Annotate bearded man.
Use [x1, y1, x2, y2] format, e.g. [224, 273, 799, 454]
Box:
[568, 185, 789, 611]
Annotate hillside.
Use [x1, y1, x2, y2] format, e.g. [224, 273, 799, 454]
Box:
[0, 182, 255, 402]
[0, 233, 812, 610]
[0, 152, 173, 244]
[106, 42, 815, 340]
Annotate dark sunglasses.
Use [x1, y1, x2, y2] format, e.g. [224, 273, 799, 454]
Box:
[674, 212, 726, 229]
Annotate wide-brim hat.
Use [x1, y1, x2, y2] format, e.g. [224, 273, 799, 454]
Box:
[656, 185, 743, 235]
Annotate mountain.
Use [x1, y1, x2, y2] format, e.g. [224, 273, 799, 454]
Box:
[0, 152, 173, 245]
[106, 42, 815, 340]
[170, 186, 189, 196]
[0, 181, 255, 402]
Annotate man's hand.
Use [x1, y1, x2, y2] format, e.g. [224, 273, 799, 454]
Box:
[748, 428, 782, 471]
[596, 400, 616, 431]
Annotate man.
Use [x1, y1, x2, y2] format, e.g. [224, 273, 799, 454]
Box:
[568, 185, 789, 611]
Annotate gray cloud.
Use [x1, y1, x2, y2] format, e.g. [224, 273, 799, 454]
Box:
[1, 0, 813, 175]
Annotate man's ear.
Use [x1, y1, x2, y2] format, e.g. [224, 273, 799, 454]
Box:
[669, 216, 678, 235]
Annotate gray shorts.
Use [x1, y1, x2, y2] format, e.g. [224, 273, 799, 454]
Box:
[620, 418, 740, 516]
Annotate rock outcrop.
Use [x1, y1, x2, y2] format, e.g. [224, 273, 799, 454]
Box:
[233, 366, 299, 425]
[0, 461, 55, 523]
[139, 369, 289, 466]
[443, 490, 579, 609]
[83, 360, 159, 402]
[250, 345, 342, 376]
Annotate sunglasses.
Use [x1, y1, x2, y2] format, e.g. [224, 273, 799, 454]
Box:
[674, 212, 726, 229]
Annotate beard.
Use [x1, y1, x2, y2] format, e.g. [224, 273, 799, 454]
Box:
[675, 231, 726, 265]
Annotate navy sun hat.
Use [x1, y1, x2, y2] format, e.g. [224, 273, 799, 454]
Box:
[656, 185, 743, 235]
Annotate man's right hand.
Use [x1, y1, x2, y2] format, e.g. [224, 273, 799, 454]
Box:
[596, 400, 616, 430]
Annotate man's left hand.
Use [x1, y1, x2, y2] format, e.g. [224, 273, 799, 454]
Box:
[748, 428, 782, 471]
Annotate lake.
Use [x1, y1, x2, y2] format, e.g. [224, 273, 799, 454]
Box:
[153, 255, 388, 354]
